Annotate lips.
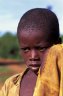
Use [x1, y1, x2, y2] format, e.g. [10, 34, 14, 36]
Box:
[28, 63, 40, 71]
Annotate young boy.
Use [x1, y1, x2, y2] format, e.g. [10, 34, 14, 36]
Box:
[0, 8, 62, 96]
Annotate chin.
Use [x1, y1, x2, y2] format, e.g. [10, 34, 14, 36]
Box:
[31, 67, 39, 74]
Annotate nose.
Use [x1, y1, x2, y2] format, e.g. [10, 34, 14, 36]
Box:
[30, 49, 39, 61]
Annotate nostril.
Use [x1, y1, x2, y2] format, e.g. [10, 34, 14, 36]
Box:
[30, 58, 40, 61]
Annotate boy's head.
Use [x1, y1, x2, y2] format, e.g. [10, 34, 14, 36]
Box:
[17, 8, 61, 74]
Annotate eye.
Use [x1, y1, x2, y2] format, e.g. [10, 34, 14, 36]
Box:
[35, 46, 48, 52]
[20, 47, 30, 53]
[39, 47, 46, 52]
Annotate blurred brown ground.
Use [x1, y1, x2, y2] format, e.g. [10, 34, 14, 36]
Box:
[0, 58, 26, 89]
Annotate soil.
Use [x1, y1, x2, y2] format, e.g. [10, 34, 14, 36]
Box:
[0, 58, 27, 89]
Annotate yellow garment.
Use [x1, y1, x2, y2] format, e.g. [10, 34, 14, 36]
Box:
[0, 68, 32, 96]
[0, 72, 22, 96]
[0, 44, 63, 96]
[33, 44, 63, 96]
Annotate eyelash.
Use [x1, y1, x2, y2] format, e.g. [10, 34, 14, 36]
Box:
[20, 47, 30, 52]
[20, 47, 47, 52]
[35, 47, 47, 52]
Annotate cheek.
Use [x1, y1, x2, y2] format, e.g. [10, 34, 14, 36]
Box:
[39, 51, 45, 58]
[39, 51, 47, 64]
[39, 50, 49, 68]
[39, 54, 45, 70]
[21, 51, 30, 61]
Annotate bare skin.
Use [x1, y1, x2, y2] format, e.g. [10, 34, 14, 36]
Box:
[20, 69, 37, 96]
[19, 28, 54, 96]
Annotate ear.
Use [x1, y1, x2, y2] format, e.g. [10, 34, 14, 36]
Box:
[58, 37, 62, 44]
[55, 37, 62, 44]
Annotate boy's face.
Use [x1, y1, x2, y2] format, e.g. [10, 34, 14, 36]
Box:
[18, 28, 52, 74]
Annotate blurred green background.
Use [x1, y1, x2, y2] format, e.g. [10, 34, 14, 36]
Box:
[0, 32, 63, 59]
[0, 32, 21, 60]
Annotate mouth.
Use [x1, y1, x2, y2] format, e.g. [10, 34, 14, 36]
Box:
[28, 64, 40, 71]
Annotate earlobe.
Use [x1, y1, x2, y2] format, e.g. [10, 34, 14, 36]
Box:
[58, 37, 62, 44]
[55, 37, 62, 44]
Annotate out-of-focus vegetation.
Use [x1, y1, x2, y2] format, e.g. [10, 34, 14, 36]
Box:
[61, 35, 63, 42]
[0, 32, 63, 59]
[0, 32, 22, 60]
[0, 66, 15, 83]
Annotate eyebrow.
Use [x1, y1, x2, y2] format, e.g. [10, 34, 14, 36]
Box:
[20, 47, 30, 50]
[20, 46, 50, 50]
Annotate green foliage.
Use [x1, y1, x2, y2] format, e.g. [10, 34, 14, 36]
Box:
[61, 35, 63, 42]
[0, 66, 11, 72]
[0, 66, 14, 83]
[0, 32, 63, 60]
[0, 32, 21, 59]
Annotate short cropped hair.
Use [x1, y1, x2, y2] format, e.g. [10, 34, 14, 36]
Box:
[17, 8, 61, 43]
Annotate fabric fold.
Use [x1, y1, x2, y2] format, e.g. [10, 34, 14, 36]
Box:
[33, 44, 63, 96]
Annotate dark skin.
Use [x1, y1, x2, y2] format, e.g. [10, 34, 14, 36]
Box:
[18, 28, 55, 96]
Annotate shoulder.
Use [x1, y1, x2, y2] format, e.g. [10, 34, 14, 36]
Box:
[50, 44, 63, 51]
[4, 73, 22, 86]
[0, 68, 28, 96]
[43, 44, 63, 72]
[1, 73, 22, 90]
[46, 44, 63, 58]
[4, 67, 28, 86]
[3, 67, 28, 88]
[40, 44, 63, 73]
[0, 68, 29, 96]
[0, 73, 22, 96]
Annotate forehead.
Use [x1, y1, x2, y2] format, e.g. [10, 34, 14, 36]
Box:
[19, 27, 46, 40]
[18, 28, 51, 47]
[19, 29, 46, 45]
